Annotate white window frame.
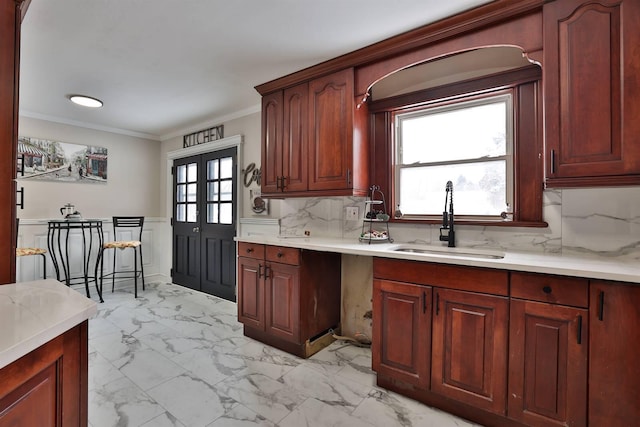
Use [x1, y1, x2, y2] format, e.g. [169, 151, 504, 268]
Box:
[394, 91, 514, 221]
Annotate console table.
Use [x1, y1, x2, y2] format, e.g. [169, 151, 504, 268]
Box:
[47, 219, 104, 302]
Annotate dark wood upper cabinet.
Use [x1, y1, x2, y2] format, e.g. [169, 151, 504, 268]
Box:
[308, 68, 354, 192]
[544, 0, 640, 186]
[260, 68, 368, 198]
[260, 84, 309, 194]
[260, 91, 283, 194]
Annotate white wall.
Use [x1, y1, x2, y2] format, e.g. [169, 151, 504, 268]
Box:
[16, 116, 167, 285]
[18, 116, 162, 219]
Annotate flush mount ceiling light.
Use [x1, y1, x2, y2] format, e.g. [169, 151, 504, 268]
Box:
[68, 95, 103, 108]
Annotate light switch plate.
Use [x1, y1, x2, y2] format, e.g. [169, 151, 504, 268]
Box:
[346, 206, 359, 220]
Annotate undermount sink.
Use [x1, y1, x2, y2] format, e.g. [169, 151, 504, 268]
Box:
[389, 244, 505, 259]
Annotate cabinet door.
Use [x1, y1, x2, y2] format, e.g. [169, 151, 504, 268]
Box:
[508, 299, 587, 427]
[308, 68, 354, 191]
[589, 281, 640, 426]
[372, 279, 431, 390]
[237, 256, 264, 330]
[431, 288, 508, 415]
[261, 91, 283, 194]
[544, 0, 640, 185]
[265, 262, 300, 343]
[281, 83, 308, 192]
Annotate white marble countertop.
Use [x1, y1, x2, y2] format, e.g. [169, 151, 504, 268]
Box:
[235, 235, 640, 284]
[0, 279, 97, 370]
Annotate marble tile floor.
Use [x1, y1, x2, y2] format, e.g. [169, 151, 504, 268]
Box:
[87, 282, 482, 427]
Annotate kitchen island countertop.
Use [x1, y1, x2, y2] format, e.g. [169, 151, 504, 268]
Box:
[235, 235, 640, 284]
[0, 279, 97, 369]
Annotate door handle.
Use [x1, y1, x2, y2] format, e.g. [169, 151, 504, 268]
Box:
[193, 226, 200, 232]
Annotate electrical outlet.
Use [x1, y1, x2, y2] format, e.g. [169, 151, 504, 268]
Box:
[346, 206, 359, 220]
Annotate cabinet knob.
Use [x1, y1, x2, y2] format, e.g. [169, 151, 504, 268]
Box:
[246, 248, 254, 253]
[277, 252, 283, 258]
[542, 285, 552, 294]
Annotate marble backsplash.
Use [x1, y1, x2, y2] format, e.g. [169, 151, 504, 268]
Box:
[277, 187, 640, 260]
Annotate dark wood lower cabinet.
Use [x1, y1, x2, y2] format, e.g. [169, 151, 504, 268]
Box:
[589, 281, 640, 426]
[0, 321, 88, 427]
[431, 288, 508, 415]
[372, 279, 431, 390]
[371, 259, 640, 427]
[237, 242, 341, 358]
[508, 299, 587, 427]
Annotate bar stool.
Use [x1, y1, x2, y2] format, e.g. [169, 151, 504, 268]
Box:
[100, 216, 145, 298]
[16, 219, 47, 279]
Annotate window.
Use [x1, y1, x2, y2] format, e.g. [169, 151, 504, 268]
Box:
[369, 65, 545, 226]
[395, 93, 513, 220]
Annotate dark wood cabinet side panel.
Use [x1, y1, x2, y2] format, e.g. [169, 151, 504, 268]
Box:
[299, 251, 341, 340]
[0, 323, 87, 427]
[373, 258, 508, 296]
[62, 321, 88, 427]
[589, 281, 640, 426]
[514, 81, 543, 223]
[0, 0, 20, 284]
[0, 363, 57, 427]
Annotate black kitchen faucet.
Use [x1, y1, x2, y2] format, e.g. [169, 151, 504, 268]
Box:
[439, 181, 455, 247]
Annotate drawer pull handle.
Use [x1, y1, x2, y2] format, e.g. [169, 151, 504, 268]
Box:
[246, 248, 254, 253]
[277, 252, 283, 258]
[542, 286, 552, 294]
[258, 264, 263, 278]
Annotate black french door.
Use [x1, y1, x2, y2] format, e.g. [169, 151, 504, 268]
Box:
[172, 147, 237, 301]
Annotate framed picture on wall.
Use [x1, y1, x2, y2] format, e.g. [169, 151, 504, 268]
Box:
[17, 136, 108, 184]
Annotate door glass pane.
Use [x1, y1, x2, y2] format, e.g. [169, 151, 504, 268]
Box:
[220, 180, 232, 201]
[208, 159, 219, 180]
[187, 203, 197, 222]
[176, 184, 186, 202]
[208, 204, 218, 224]
[208, 182, 219, 202]
[220, 157, 233, 179]
[220, 203, 232, 224]
[176, 204, 185, 222]
[187, 183, 197, 202]
[187, 163, 197, 182]
[177, 165, 186, 184]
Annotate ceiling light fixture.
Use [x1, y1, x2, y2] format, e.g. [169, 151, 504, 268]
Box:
[68, 95, 103, 108]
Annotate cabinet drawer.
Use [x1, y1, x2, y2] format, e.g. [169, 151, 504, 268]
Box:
[238, 242, 265, 260]
[266, 245, 300, 265]
[511, 272, 588, 308]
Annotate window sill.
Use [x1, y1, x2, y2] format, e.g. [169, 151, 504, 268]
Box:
[392, 218, 548, 228]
